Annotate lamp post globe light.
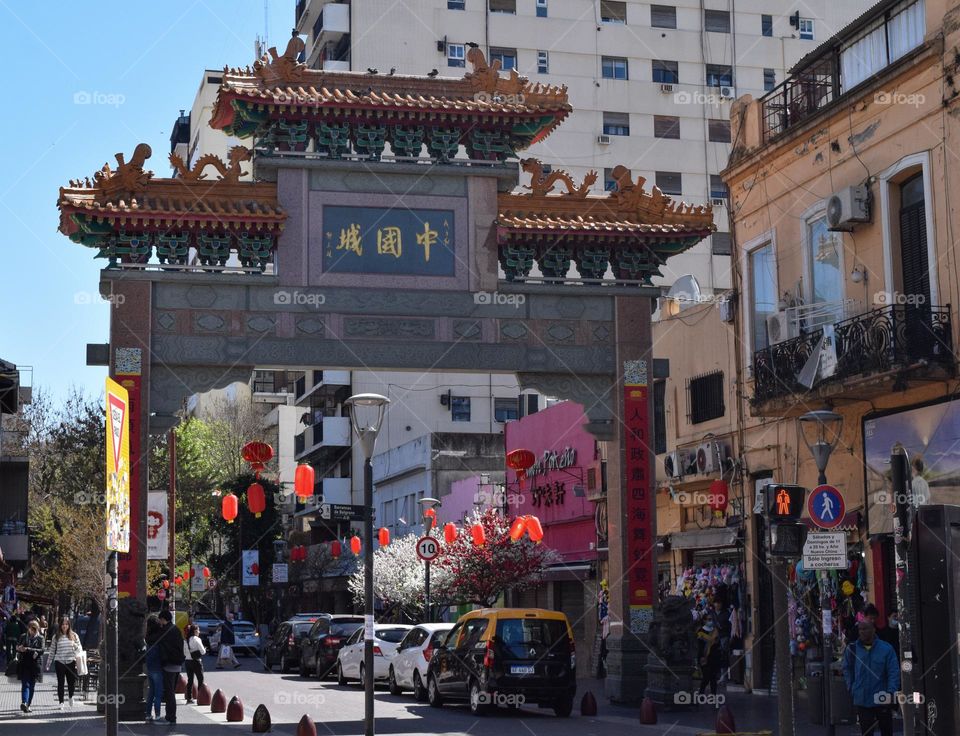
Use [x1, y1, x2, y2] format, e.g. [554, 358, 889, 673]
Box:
[344, 392, 389, 736]
[418, 497, 441, 622]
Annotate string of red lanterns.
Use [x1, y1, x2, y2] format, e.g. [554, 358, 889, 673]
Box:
[506, 448, 536, 490]
[241, 441, 274, 478]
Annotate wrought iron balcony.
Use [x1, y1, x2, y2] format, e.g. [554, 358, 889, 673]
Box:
[752, 304, 954, 408]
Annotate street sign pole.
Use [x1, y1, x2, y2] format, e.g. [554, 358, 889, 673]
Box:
[424, 560, 430, 623]
[891, 447, 916, 736]
[105, 550, 119, 736]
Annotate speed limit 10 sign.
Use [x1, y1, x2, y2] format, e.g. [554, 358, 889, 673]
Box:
[416, 536, 440, 561]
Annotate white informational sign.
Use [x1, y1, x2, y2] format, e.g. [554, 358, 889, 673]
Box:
[146, 491, 168, 560]
[242, 550, 260, 586]
[191, 565, 206, 592]
[822, 609, 833, 636]
[802, 531, 847, 569]
[272, 563, 288, 584]
[364, 614, 375, 640]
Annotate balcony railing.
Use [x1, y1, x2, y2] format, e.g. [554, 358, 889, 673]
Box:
[752, 304, 954, 405]
[761, 54, 838, 142]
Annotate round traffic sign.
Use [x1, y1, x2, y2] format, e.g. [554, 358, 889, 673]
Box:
[416, 536, 440, 561]
[808, 484, 845, 529]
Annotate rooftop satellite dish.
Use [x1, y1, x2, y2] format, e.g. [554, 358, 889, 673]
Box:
[665, 275, 702, 311]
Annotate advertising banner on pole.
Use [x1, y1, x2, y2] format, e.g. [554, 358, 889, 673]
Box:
[105, 378, 130, 554]
[191, 565, 206, 592]
[146, 492, 168, 560]
[242, 550, 260, 586]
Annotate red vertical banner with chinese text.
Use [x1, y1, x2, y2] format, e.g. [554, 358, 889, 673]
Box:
[623, 359, 653, 635]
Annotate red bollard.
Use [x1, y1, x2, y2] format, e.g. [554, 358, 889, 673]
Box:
[197, 683, 213, 706]
[175, 673, 187, 694]
[252, 704, 271, 733]
[226, 696, 244, 722]
[715, 704, 736, 734]
[211, 688, 227, 713]
[296, 714, 317, 736]
[580, 691, 598, 716]
[639, 697, 658, 724]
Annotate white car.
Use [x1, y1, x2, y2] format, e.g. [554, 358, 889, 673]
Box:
[387, 623, 454, 701]
[336, 624, 413, 685]
[210, 620, 261, 656]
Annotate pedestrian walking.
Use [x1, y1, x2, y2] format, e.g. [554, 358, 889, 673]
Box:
[183, 624, 205, 704]
[842, 620, 900, 736]
[46, 617, 81, 709]
[216, 614, 240, 669]
[16, 619, 44, 714]
[144, 615, 164, 723]
[157, 610, 185, 725]
[4, 612, 23, 668]
[696, 620, 723, 701]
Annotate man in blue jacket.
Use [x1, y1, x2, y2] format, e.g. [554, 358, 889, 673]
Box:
[842, 620, 900, 736]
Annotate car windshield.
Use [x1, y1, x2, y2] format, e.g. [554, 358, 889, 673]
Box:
[376, 628, 409, 643]
[234, 624, 255, 633]
[331, 622, 363, 637]
[292, 622, 313, 636]
[495, 619, 570, 660]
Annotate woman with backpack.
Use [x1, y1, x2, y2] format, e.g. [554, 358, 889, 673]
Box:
[46, 617, 82, 708]
[144, 615, 164, 723]
[183, 624, 206, 704]
[16, 619, 44, 714]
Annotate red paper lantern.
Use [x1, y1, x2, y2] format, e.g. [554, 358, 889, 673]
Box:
[203, 567, 210, 578]
[247, 482, 266, 518]
[506, 448, 537, 490]
[241, 441, 274, 478]
[294, 463, 315, 500]
[330, 540, 342, 559]
[526, 515, 544, 543]
[350, 536, 362, 555]
[470, 523, 486, 547]
[174, 576, 183, 585]
[709, 479, 729, 517]
[443, 522, 457, 544]
[185, 568, 192, 579]
[161, 579, 170, 589]
[508, 516, 528, 542]
[250, 563, 260, 575]
[378, 527, 390, 547]
[222, 493, 239, 524]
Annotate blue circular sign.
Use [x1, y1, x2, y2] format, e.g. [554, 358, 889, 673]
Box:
[808, 485, 845, 529]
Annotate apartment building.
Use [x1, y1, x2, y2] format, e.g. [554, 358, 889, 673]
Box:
[294, 0, 873, 298]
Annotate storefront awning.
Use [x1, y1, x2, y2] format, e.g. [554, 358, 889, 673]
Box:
[669, 527, 739, 550]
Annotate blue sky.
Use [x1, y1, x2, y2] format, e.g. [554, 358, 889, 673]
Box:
[0, 1, 291, 402]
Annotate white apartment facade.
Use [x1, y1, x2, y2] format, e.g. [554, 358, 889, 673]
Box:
[295, 0, 873, 297]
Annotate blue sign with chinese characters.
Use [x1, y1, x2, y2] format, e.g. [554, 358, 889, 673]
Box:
[322, 205, 455, 276]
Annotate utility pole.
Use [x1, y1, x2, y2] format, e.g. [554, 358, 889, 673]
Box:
[891, 446, 916, 736]
[770, 542, 796, 735]
[105, 550, 119, 736]
[168, 428, 176, 611]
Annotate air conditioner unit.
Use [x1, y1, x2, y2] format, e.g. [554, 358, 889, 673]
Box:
[720, 86, 736, 99]
[696, 441, 732, 474]
[597, 134, 612, 145]
[766, 310, 799, 345]
[826, 185, 870, 231]
[719, 296, 735, 323]
[664, 449, 692, 479]
[659, 83, 675, 93]
[711, 197, 726, 207]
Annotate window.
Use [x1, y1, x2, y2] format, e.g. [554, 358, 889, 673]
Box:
[652, 59, 679, 84]
[806, 215, 843, 310]
[688, 371, 725, 424]
[899, 173, 931, 306]
[710, 175, 728, 199]
[494, 398, 519, 422]
[602, 56, 628, 80]
[603, 167, 618, 191]
[653, 115, 680, 139]
[653, 380, 666, 455]
[451, 396, 471, 421]
[708, 120, 731, 143]
[704, 9, 730, 33]
[706, 64, 733, 87]
[656, 171, 682, 196]
[600, 0, 627, 24]
[749, 242, 777, 350]
[537, 50, 549, 74]
[536, 0, 547, 16]
[447, 43, 465, 68]
[489, 0, 515, 12]
[840, 1, 924, 92]
[763, 68, 776, 91]
[712, 232, 732, 256]
[448, 0, 465, 8]
[798, 17, 814, 40]
[761, 14, 773, 36]
[603, 111, 630, 136]
[651, 4, 676, 29]
[490, 47, 517, 70]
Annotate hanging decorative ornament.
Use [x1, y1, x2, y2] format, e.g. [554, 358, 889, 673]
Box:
[470, 523, 486, 547]
[443, 522, 457, 544]
[174, 576, 183, 585]
[506, 448, 536, 490]
[203, 567, 211, 578]
[508, 516, 528, 542]
[350, 536, 362, 555]
[330, 540, 342, 559]
[222, 493, 239, 524]
[247, 482, 266, 518]
[378, 527, 390, 547]
[294, 463, 315, 500]
[709, 479, 729, 518]
[241, 441, 274, 478]
[161, 579, 170, 589]
[526, 515, 545, 543]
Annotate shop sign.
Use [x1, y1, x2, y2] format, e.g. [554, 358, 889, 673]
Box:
[531, 447, 577, 476]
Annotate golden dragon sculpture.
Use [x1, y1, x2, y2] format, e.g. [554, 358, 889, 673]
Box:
[521, 158, 597, 198]
[168, 146, 251, 183]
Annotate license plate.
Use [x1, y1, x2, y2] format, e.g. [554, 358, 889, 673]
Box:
[510, 665, 535, 675]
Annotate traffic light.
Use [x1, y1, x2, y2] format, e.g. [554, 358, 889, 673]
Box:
[766, 484, 805, 521]
[770, 522, 807, 556]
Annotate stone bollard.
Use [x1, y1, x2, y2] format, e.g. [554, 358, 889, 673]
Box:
[226, 695, 244, 722]
[252, 704, 272, 732]
[639, 697, 658, 724]
[211, 688, 227, 713]
[197, 683, 213, 706]
[296, 714, 317, 736]
[715, 703, 736, 734]
[580, 691, 598, 716]
[175, 673, 187, 694]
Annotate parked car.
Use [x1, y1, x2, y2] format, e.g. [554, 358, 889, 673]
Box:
[211, 620, 261, 656]
[299, 615, 364, 678]
[337, 624, 412, 685]
[265, 620, 316, 672]
[192, 612, 223, 648]
[289, 612, 327, 621]
[388, 623, 454, 701]
[426, 608, 576, 717]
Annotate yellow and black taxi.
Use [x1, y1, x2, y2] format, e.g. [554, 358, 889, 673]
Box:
[426, 608, 576, 717]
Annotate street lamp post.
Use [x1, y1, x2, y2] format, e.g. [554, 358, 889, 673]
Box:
[418, 496, 441, 622]
[345, 393, 389, 736]
[799, 409, 844, 736]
